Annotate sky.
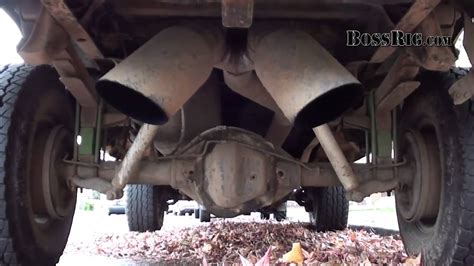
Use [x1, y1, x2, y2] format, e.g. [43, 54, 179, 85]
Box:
[0, 9, 470, 67]
[0, 10, 23, 64]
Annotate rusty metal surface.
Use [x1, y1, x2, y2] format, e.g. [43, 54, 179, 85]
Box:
[223, 71, 292, 146]
[96, 26, 223, 125]
[73, 159, 194, 186]
[71, 177, 113, 194]
[103, 113, 127, 127]
[372, 54, 419, 164]
[370, 0, 442, 63]
[66, 125, 408, 211]
[343, 115, 371, 130]
[313, 124, 359, 191]
[204, 142, 269, 208]
[154, 73, 222, 155]
[41, 0, 103, 59]
[397, 130, 441, 222]
[406, 13, 456, 71]
[377, 81, 420, 112]
[53, 45, 99, 108]
[60, 77, 96, 107]
[300, 137, 320, 163]
[300, 162, 401, 189]
[71, 157, 404, 207]
[109, 0, 407, 19]
[250, 28, 363, 128]
[110, 124, 160, 199]
[222, 0, 254, 28]
[449, 70, 474, 105]
[216, 52, 254, 74]
[464, 13, 474, 66]
[374, 54, 420, 110]
[18, 10, 70, 64]
[158, 127, 301, 216]
[42, 125, 76, 219]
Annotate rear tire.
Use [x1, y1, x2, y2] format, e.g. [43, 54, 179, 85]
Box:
[307, 187, 349, 231]
[0, 64, 76, 265]
[274, 211, 286, 221]
[126, 185, 165, 232]
[199, 208, 211, 222]
[395, 70, 474, 264]
[274, 203, 287, 222]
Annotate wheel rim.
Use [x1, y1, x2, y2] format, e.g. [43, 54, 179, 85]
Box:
[41, 126, 76, 219]
[29, 123, 76, 245]
[396, 126, 442, 231]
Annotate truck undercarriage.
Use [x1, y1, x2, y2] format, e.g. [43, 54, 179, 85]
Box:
[1, 0, 474, 264]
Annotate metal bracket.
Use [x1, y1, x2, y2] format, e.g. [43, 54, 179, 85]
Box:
[448, 13, 474, 105]
[377, 81, 420, 112]
[464, 13, 474, 66]
[222, 0, 254, 28]
[370, 0, 442, 63]
[53, 46, 99, 108]
[18, 9, 69, 65]
[372, 54, 420, 162]
[406, 13, 456, 71]
[374, 54, 420, 107]
[41, 0, 103, 59]
[449, 70, 474, 105]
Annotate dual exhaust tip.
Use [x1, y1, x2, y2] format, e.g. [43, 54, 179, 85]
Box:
[96, 26, 219, 125]
[96, 26, 363, 128]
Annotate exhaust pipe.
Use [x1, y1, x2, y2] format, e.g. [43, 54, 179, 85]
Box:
[249, 28, 363, 128]
[313, 124, 359, 191]
[96, 26, 222, 125]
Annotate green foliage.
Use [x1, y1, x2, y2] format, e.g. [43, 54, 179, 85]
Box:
[82, 202, 95, 211]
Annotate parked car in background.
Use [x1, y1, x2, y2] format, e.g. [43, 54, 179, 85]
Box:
[108, 199, 126, 215]
[260, 202, 287, 221]
[168, 200, 198, 216]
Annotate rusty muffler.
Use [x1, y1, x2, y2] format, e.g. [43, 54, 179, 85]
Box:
[96, 26, 222, 125]
[249, 28, 363, 128]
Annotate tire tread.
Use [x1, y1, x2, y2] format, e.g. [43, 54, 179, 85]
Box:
[127, 185, 163, 232]
[0, 64, 34, 264]
[447, 68, 474, 264]
[309, 186, 349, 231]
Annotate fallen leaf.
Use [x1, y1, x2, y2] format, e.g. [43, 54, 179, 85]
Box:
[403, 254, 421, 266]
[240, 254, 254, 266]
[202, 243, 212, 253]
[65, 219, 412, 264]
[282, 242, 304, 264]
[255, 247, 272, 266]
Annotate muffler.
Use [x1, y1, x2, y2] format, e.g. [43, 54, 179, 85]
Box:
[96, 26, 223, 125]
[249, 28, 363, 128]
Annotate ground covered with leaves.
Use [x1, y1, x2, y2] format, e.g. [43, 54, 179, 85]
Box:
[65, 219, 419, 265]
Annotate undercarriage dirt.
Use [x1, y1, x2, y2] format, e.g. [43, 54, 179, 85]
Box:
[1, 0, 474, 264]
